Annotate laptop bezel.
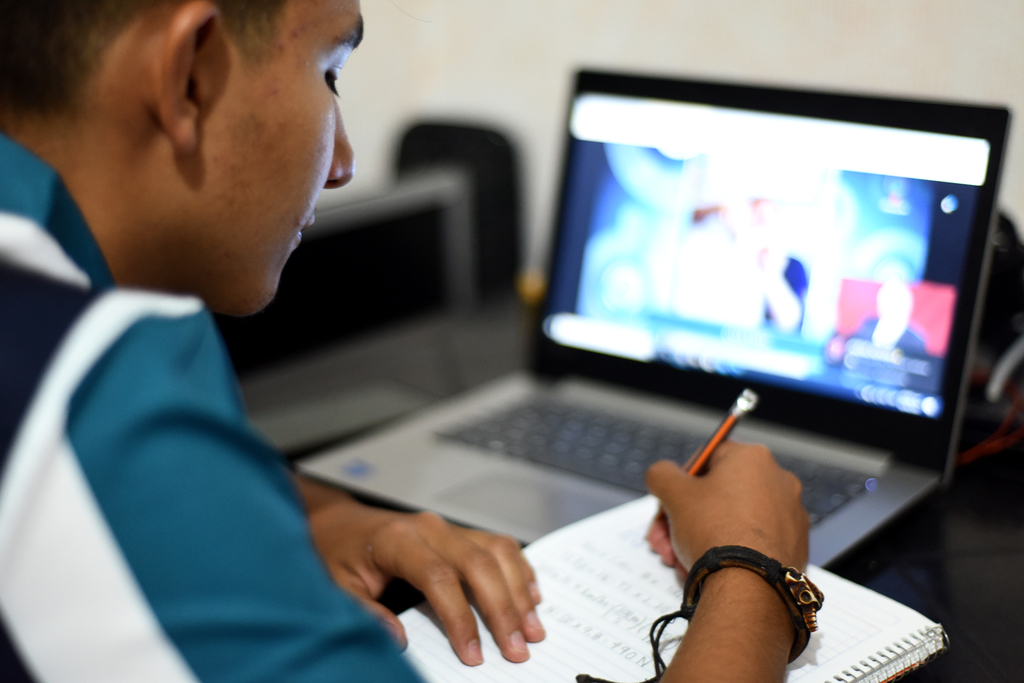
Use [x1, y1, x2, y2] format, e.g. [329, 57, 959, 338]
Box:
[533, 70, 1010, 478]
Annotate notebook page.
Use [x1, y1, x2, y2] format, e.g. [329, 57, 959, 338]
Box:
[787, 569, 943, 682]
[399, 496, 941, 683]
[401, 496, 682, 683]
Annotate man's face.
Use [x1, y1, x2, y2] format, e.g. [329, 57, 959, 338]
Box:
[197, 0, 362, 314]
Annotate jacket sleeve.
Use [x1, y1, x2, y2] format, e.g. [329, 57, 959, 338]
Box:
[66, 309, 421, 683]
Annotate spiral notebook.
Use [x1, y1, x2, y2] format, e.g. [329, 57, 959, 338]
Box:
[399, 496, 947, 683]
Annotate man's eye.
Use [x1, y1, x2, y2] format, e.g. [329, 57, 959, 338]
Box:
[325, 72, 339, 96]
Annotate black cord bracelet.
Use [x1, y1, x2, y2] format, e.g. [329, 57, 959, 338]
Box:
[575, 546, 823, 683]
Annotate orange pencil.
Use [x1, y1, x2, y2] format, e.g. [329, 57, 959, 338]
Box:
[683, 388, 759, 476]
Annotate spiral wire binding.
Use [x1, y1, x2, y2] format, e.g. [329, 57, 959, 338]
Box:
[828, 626, 948, 683]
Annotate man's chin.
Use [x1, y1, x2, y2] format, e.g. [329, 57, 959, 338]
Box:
[208, 276, 281, 317]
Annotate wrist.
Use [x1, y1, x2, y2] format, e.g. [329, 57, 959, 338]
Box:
[295, 474, 358, 514]
[681, 546, 823, 663]
[662, 569, 794, 683]
[698, 567, 795, 641]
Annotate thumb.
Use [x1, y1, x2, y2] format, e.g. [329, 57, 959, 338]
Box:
[645, 459, 693, 504]
[646, 508, 677, 567]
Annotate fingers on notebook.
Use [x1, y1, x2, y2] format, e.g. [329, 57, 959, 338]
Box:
[384, 511, 542, 665]
[463, 527, 546, 638]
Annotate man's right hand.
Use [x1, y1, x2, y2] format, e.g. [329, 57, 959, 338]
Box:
[645, 441, 809, 575]
[645, 442, 810, 683]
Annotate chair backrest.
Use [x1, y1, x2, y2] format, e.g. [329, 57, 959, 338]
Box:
[396, 122, 522, 299]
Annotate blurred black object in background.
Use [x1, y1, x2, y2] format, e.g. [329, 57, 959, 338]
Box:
[961, 212, 1024, 458]
[396, 122, 522, 299]
[979, 212, 1024, 353]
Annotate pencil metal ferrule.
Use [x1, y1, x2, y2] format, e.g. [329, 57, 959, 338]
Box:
[731, 388, 759, 418]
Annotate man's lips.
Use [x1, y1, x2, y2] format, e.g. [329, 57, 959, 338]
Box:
[293, 214, 315, 247]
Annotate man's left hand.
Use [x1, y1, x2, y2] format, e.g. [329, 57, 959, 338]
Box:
[296, 476, 545, 666]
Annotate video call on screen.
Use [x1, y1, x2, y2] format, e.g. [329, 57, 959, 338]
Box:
[545, 95, 987, 419]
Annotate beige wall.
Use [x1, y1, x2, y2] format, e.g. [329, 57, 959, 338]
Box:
[335, 0, 1024, 271]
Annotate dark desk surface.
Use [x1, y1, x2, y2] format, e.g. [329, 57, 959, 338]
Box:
[830, 454, 1024, 682]
[277, 297, 1024, 682]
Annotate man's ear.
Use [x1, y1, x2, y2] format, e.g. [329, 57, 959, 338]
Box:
[152, 1, 224, 154]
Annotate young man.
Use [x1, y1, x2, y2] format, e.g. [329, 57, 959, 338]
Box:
[0, 1, 808, 681]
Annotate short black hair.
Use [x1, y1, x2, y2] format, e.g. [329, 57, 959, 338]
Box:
[0, 0, 289, 119]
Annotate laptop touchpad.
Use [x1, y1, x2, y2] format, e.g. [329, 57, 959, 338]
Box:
[435, 471, 638, 538]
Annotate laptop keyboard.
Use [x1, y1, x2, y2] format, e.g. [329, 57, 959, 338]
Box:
[438, 398, 870, 525]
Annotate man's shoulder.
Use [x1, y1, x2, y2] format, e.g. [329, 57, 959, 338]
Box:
[2, 263, 213, 468]
[0, 214, 213, 445]
[0, 208, 239, 470]
[69, 291, 242, 440]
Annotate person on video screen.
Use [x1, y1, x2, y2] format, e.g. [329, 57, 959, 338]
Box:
[675, 197, 807, 334]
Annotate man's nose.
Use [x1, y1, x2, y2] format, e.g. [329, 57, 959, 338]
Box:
[325, 112, 355, 189]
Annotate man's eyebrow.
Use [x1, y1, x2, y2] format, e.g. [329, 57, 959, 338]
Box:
[335, 15, 365, 50]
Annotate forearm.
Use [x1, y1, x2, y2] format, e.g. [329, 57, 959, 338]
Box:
[661, 568, 793, 683]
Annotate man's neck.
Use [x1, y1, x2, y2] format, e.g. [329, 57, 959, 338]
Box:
[0, 109, 79, 172]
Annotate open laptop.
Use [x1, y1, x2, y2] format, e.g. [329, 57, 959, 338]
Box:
[300, 71, 1009, 566]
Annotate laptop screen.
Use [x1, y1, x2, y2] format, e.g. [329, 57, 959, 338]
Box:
[544, 93, 991, 420]
[541, 74, 1007, 445]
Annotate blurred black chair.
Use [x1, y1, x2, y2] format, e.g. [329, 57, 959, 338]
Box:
[395, 122, 522, 300]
